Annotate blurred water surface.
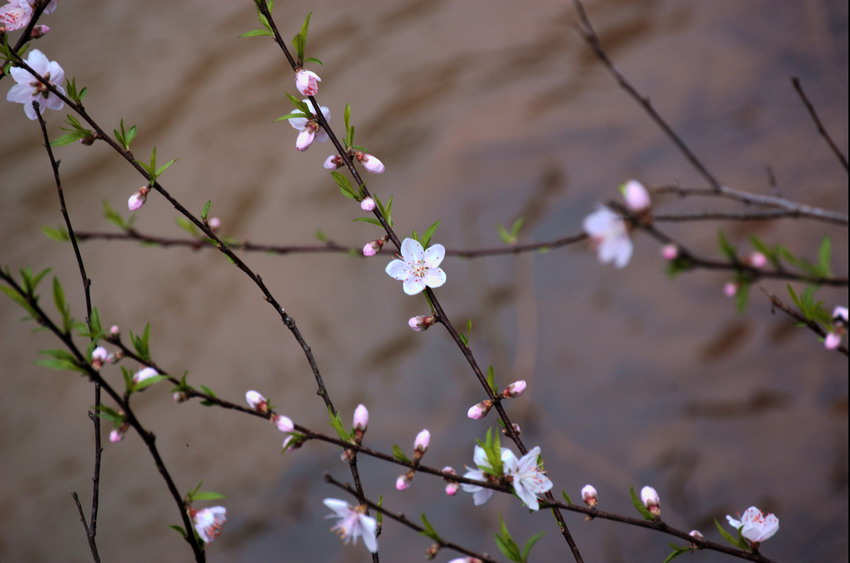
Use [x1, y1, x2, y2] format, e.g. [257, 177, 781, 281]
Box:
[1, 1, 847, 561]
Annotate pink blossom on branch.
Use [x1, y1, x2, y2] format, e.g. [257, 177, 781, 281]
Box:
[6, 48, 65, 120]
[323, 499, 378, 553]
[189, 506, 227, 544]
[287, 99, 330, 152]
[726, 506, 779, 544]
[385, 238, 447, 295]
[583, 205, 632, 268]
[294, 68, 321, 96]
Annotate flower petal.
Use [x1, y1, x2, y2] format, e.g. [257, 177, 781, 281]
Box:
[423, 267, 446, 289]
[423, 243, 445, 268]
[400, 238, 424, 262]
[385, 259, 413, 281]
[403, 276, 426, 295]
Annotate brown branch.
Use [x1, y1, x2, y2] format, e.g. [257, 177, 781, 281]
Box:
[791, 77, 848, 173]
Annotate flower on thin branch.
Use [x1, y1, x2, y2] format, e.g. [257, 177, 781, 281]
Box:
[502, 446, 553, 511]
[581, 484, 598, 508]
[295, 68, 321, 96]
[640, 486, 661, 517]
[408, 314, 436, 332]
[385, 238, 447, 296]
[6, 48, 65, 120]
[583, 206, 632, 268]
[360, 197, 376, 212]
[354, 150, 385, 174]
[0, 0, 32, 31]
[128, 185, 150, 211]
[323, 155, 343, 170]
[245, 390, 268, 413]
[825, 306, 848, 350]
[726, 506, 779, 544]
[323, 499, 378, 553]
[189, 506, 227, 544]
[466, 400, 492, 420]
[272, 414, 294, 433]
[442, 466, 460, 496]
[132, 366, 158, 385]
[288, 99, 330, 152]
[501, 380, 526, 398]
[622, 179, 651, 213]
[461, 444, 510, 506]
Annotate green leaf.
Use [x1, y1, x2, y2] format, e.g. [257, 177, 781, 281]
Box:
[494, 516, 522, 562]
[238, 29, 274, 38]
[327, 407, 352, 442]
[629, 486, 655, 520]
[201, 200, 212, 221]
[734, 280, 750, 313]
[133, 374, 168, 392]
[714, 518, 749, 550]
[717, 230, 737, 261]
[50, 130, 91, 146]
[486, 365, 497, 395]
[561, 491, 573, 505]
[156, 158, 177, 177]
[292, 11, 313, 61]
[168, 525, 188, 539]
[304, 57, 323, 65]
[52, 276, 72, 331]
[817, 236, 832, 277]
[392, 444, 412, 464]
[344, 104, 354, 147]
[175, 216, 200, 237]
[274, 112, 309, 122]
[521, 531, 545, 561]
[102, 200, 129, 230]
[419, 514, 441, 542]
[192, 491, 226, 501]
[331, 171, 358, 200]
[420, 221, 441, 249]
[662, 543, 690, 563]
[353, 217, 382, 227]
[41, 226, 69, 241]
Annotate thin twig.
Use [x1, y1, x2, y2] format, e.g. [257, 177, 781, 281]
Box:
[791, 77, 849, 172]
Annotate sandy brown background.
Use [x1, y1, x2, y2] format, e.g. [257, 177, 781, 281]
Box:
[1, 1, 847, 561]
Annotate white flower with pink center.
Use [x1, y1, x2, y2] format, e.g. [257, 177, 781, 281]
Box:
[323, 498, 378, 553]
[726, 506, 779, 543]
[295, 68, 321, 96]
[6, 48, 65, 120]
[385, 238, 446, 296]
[583, 206, 632, 268]
[190, 506, 227, 544]
[287, 99, 329, 151]
[502, 446, 552, 511]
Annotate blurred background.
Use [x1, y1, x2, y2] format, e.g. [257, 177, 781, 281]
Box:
[1, 0, 847, 561]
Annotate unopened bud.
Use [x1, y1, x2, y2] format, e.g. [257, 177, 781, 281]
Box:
[395, 473, 412, 491]
[360, 197, 376, 212]
[688, 529, 704, 542]
[272, 414, 294, 433]
[363, 238, 385, 257]
[323, 155, 343, 170]
[640, 486, 661, 517]
[353, 404, 369, 431]
[414, 429, 430, 454]
[622, 180, 651, 212]
[355, 151, 385, 174]
[208, 217, 221, 232]
[749, 251, 768, 269]
[441, 466, 459, 496]
[408, 314, 436, 332]
[502, 380, 527, 398]
[31, 25, 50, 39]
[661, 244, 678, 261]
[723, 281, 738, 298]
[128, 185, 150, 211]
[466, 400, 493, 420]
[245, 390, 268, 413]
[581, 484, 598, 507]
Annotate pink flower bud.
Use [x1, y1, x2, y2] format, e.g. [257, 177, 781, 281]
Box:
[360, 153, 385, 174]
[109, 429, 125, 443]
[31, 25, 50, 38]
[295, 69, 321, 96]
[825, 332, 842, 350]
[128, 186, 150, 211]
[91, 346, 109, 368]
[723, 282, 738, 298]
[445, 482, 459, 496]
[323, 155, 343, 170]
[414, 429, 430, 453]
[173, 391, 188, 403]
[296, 127, 316, 152]
[466, 400, 493, 420]
[360, 197, 376, 212]
[245, 390, 268, 413]
[581, 484, 598, 507]
[353, 404, 369, 431]
[132, 367, 158, 384]
[395, 474, 412, 491]
[363, 239, 384, 257]
[622, 180, 651, 212]
[749, 252, 768, 269]
[272, 414, 294, 433]
[688, 529, 704, 542]
[640, 486, 661, 516]
[661, 244, 678, 261]
[208, 217, 221, 231]
[502, 380, 527, 398]
[408, 314, 436, 332]
[110, 325, 120, 335]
